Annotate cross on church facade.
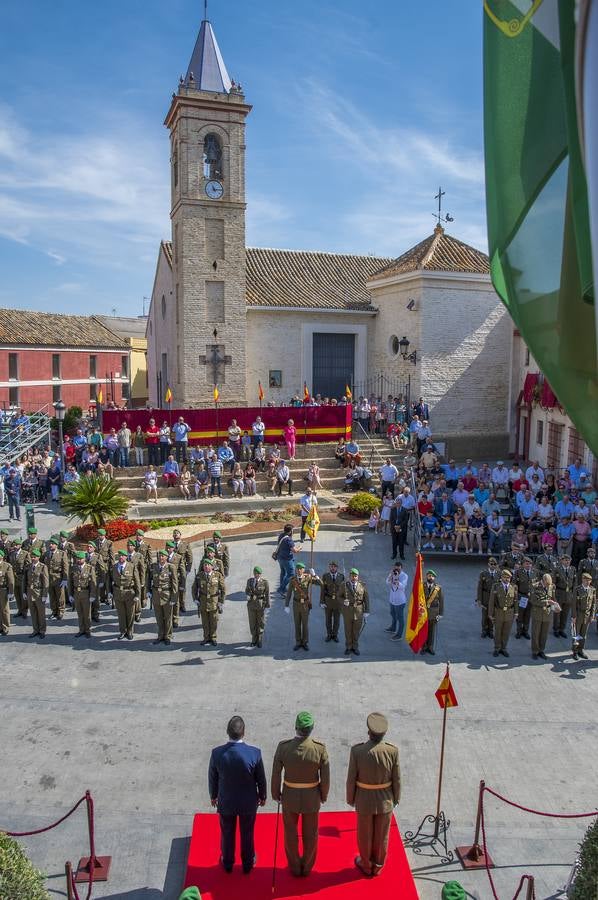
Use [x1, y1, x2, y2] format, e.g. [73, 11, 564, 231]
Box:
[198, 343, 232, 386]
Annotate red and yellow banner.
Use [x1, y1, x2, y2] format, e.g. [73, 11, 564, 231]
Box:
[102, 405, 352, 446]
[435, 665, 458, 709]
[406, 552, 428, 654]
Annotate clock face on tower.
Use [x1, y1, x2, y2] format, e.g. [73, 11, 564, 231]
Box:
[205, 180, 224, 200]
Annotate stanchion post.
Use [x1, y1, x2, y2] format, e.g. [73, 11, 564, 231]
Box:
[75, 790, 112, 883]
[455, 780, 495, 869]
[525, 874, 535, 900]
[65, 861, 74, 900]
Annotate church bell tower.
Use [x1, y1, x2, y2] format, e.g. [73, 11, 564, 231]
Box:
[164, 14, 251, 405]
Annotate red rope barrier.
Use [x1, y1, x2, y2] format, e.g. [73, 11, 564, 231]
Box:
[484, 785, 598, 820]
[3, 794, 87, 837]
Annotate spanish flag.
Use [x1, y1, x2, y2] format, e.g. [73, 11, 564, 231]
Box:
[258, 381, 264, 402]
[165, 385, 173, 404]
[435, 665, 458, 709]
[303, 504, 320, 542]
[345, 384, 352, 401]
[97, 387, 103, 405]
[213, 385, 219, 403]
[303, 381, 310, 402]
[405, 552, 428, 654]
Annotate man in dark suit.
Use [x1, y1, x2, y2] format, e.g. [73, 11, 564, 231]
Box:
[208, 716, 267, 874]
[390, 499, 410, 561]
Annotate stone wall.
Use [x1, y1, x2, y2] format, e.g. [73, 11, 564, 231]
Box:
[147, 246, 175, 407]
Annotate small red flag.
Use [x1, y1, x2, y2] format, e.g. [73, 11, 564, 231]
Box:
[258, 381, 264, 401]
[435, 666, 458, 709]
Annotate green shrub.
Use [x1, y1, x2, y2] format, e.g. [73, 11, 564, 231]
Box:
[0, 832, 50, 899]
[571, 818, 598, 899]
[346, 492, 381, 516]
[60, 474, 128, 526]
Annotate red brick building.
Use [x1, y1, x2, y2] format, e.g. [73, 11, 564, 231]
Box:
[0, 309, 130, 413]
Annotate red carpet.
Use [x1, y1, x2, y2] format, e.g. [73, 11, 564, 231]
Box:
[184, 810, 418, 898]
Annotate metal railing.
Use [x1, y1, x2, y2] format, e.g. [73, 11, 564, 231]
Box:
[0, 405, 52, 467]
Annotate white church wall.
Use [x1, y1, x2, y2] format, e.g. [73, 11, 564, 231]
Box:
[368, 279, 423, 392]
[147, 248, 175, 406]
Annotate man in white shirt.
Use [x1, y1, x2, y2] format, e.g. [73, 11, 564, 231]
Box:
[252, 416, 266, 452]
[491, 461, 509, 487]
[525, 460, 545, 483]
[379, 458, 399, 497]
[385, 564, 409, 641]
[299, 488, 317, 542]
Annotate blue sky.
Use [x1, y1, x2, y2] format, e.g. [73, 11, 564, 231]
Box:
[0, 1, 486, 316]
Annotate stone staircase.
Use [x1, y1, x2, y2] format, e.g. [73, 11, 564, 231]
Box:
[114, 437, 412, 518]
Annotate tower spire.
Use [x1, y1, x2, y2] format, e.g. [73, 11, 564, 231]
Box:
[183, 14, 232, 93]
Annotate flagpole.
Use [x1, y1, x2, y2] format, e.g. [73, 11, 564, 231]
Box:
[215, 396, 219, 443]
[434, 661, 450, 839]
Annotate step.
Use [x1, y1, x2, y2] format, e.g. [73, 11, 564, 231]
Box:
[128, 491, 341, 520]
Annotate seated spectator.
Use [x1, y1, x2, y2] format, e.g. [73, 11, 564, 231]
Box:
[194, 463, 209, 499]
[179, 464, 192, 500]
[430, 474, 447, 497]
[574, 497, 590, 519]
[334, 439, 347, 467]
[97, 446, 114, 478]
[468, 507, 485, 554]
[344, 439, 361, 466]
[253, 442, 266, 472]
[491, 460, 509, 498]
[539, 473, 557, 501]
[64, 464, 80, 485]
[440, 514, 454, 551]
[344, 461, 364, 492]
[269, 443, 282, 464]
[525, 460, 545, 483]
[528, 472, 545, 497]
[580, 478, 597, 506]
[511, 525, 529, 555]
[230, 461, 245, 498]
[556, 516, 574, 556]
[205, 443, 217, 462]
[244, 462, 257, 496]
[568, 457, 589, 487]
[536, 495, 555, 528]
[418, 491, 434, 517]
[240, 431, 253, 461]
[462, 493, 478, 520]
[473, 481, 490, 508]
[275, 460, 293, 496]
[486, 509, 505, 553]
[555, 493, 575, 522]
[462, 469, 478, 492]
[143, 465, 158, 503]
[514, 490, 538, 530]
[387, 422, 400, 450]
[454, 508, 470, 554]
[421, 512, 438, 550]
[218, 440, 235, 473]
[508, 462, 524, 492]
[162, 454, 179, 487]
[443, 460, 459, 489]
[541, 526, 557, 553]
[435, 492, 455, 520]
[189, 445, 205, 471]
[452, 480, 469, 508]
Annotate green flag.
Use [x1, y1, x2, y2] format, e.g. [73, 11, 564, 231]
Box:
[484, 0, 597, 454]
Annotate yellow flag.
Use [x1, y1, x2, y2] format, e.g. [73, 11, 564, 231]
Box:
[97, 387, 103, 405]
[303, 504, 320, 542]
[165, 385, 173, 404]
[213, 386, 219, 402]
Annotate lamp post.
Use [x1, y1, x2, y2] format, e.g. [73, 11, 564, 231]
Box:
[398, 337, 417, 422]
[53, 400, 66, 480]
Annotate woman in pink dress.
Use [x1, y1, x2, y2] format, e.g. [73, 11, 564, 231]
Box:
[283, 419, 297, 460]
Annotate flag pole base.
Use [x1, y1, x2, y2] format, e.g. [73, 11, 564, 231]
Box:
[403, 811, 454, 864]
[455, 844, 495, 870]
[75, 855, 111, 883]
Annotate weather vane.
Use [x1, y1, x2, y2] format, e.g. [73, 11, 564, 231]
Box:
[433, 187, 454, 226]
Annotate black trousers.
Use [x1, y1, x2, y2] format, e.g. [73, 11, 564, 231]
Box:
[391, 526, 407, 560]
[219, 812, 257, 868]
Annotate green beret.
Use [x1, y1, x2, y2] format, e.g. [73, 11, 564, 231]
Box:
[127, 538, 136, 546]
[0, 550, 5, 559]
[60, 530, 69, 538]
[329, 560, 338, 566]
[204, 545, 215, 554]
[31, 548, 41, 558]
[12, 538, 22, 546]
[426, 569, 437, 577]
[295, 711, 314, 730]
[213, 531, 222, 539]
[367, 712, 388, 736]
[296, 561, 306, 569]
[28, 527, 37, 534]
[136, 528, 144, 536]
[0, 529, 8, 536]
[166, 540, 175, 548]
[158, 548, 168, 556]
[350, 567, 359, 575]
[253, 566, 263, 574]
[202, 559, 213, 567]
[97, 528, 106, 535]
[442, 882, 466, 900]
[178, 888, 201, 900]
[49, 535, 59, 545]
[87, 540, 96, 550]
[76, 551, 86, 559]
[117, 549, 128, 557]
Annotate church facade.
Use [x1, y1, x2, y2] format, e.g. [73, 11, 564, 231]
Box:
[147, 15, 512, 448]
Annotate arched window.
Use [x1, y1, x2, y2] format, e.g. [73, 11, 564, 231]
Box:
[203, 133, 223, 180]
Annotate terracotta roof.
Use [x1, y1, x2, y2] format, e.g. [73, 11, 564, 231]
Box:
[0, 309, 128, 348]
[246, 247, 391, 310]
[370, 226, 489, 281]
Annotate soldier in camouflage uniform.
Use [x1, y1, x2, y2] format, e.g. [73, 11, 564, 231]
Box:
[59, 530, 76, 564]
[571, 573, 597, 660]
[320, 561, 345, 643]
[342, 568, 370, 656]
[86, 541, 106, 623]
[285, 561, 322, 652]
[96, 528, 114, 607]
[172, 528, 192, 612]
[69, 550, 97, 638]
[127, 538, 146, 623]
[210, 531, 230, 577]
[149, 548, 178, 646]
[476, 556, 499, 638]
[577, 547, 598, 589]
[513, 557, 537, 640]
[489, 569, 519, 658]
[9, 538, 30, 619]
[500, 548, 523, 574]
[530, 573, 557, 659]
[44, 534, 69, 620]
[202, 544, 225, 577]
[553, 553, 576, 638]
[24, 548, 50, 639]
[246, 565, 270, 648]
[0, 549, 15, 635]
[192, 559, 225, 645]
[535, 545, 558, 577]
[22, 526, 45, 557]
[0, 528, 11, 557]
[134, 528, 153, 609]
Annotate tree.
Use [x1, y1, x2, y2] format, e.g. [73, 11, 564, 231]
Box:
[571, 818, 598, 899]
[60, 474, 128, 526]
[0, 832, 50, 900]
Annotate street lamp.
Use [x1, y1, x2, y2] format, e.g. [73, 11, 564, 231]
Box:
[398, 336, 417, 365]
[53, 400, 66, 479]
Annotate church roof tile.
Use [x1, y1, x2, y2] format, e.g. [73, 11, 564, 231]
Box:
[370, 226, 489, 280]
[0, 309, 128, 348]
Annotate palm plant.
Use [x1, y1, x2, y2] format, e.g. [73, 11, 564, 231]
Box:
[60, 474, 128, 526]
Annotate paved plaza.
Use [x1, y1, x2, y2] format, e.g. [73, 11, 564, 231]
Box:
[1, 521, 597, 899]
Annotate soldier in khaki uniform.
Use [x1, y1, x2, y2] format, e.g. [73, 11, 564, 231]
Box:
[285, 562, 322, 651]
[22, 526, 45, 557]
[530, 573, 558, 660]
[536, 545, 558, 577]
[192, 560, 225, 645]
[172, 528, 193, 612]
[422, 569, 444, 655]
[0, 549, 15, 635]
[513, 557, 537, 640]
[489, 569, 518, 658]
[69, 550, 97, 638]
[134, 529, 153, 609]
[571, 572, 597, 660]
[577, 547, 598, 589]
[127, 538, 147, 623]
[0, 528, 10, 557]
[167, 541, 187, 627]
[320, 561, 345, 643]
[246, 565, 270, 647]
[110, 548, 142, 640]
[553, 554, 576, 638]
[346, 712, 401, 877]
[476, 557, 499, 639]
[149, 548, 178, 646]
[342, 568, 369, 656]
[24, 548, 50, 639]
[211, 531, 230, 577]
[202, 544, 224, 577]
[86, 541, 106, 623]
[9, 538, 30, 619]
[59, 530, 76, 563]
[44, 534, 69, 620]
[96, 528, 114, 607]
[499, 548, 523, 574]
[271, 711, 330, 877]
